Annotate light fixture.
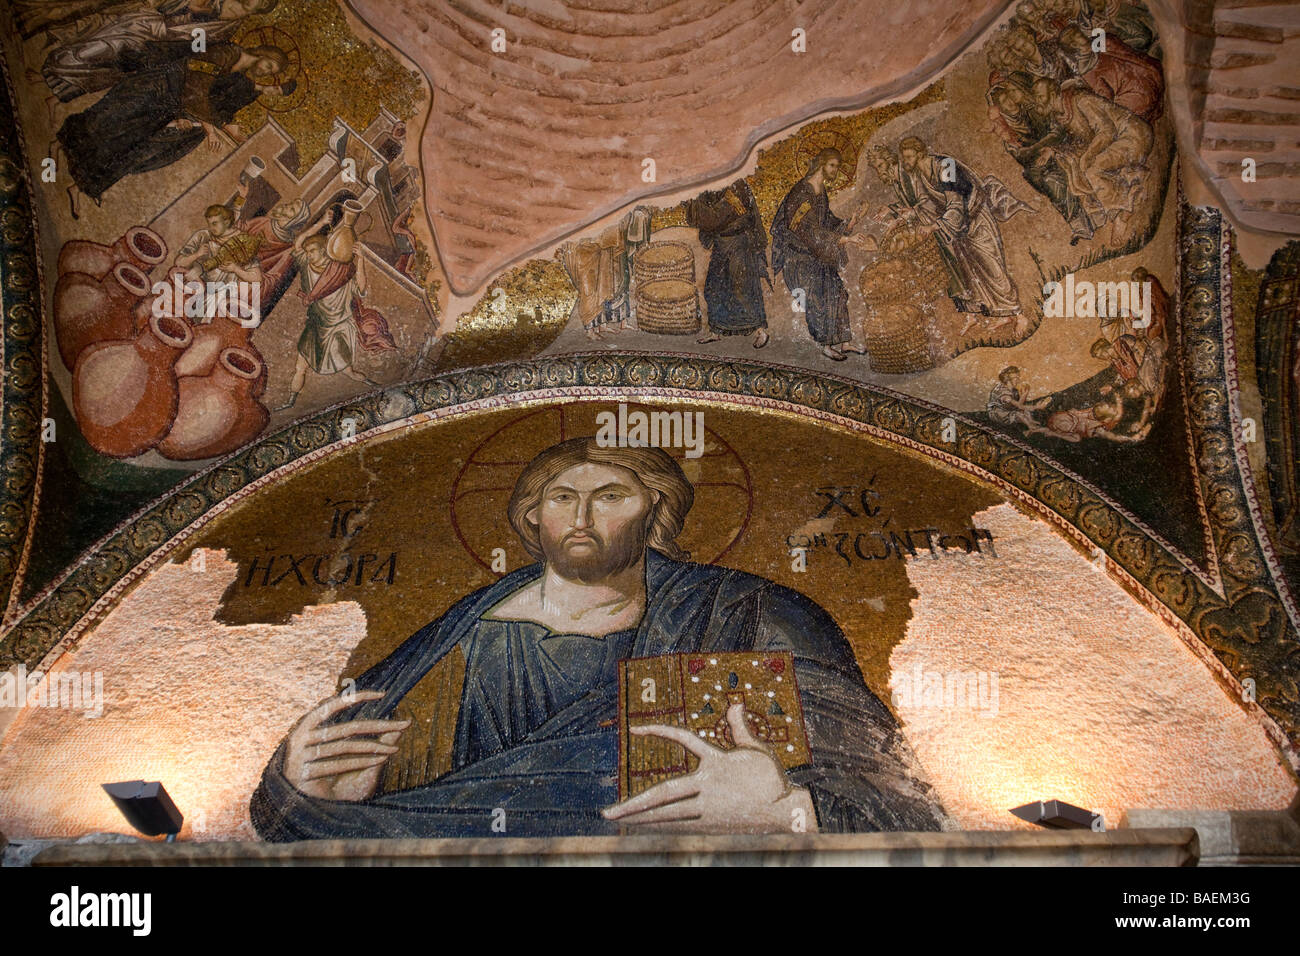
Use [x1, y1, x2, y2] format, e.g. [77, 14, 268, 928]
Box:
[1010, 799, 1103, 830]
[101, 780, 184, 841]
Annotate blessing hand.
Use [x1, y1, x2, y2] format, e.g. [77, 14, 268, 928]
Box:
[283, 690, 409, 801]
[602, 702, 817, 833]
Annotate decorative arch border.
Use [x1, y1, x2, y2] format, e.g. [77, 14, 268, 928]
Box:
[0, 57, 47, 629]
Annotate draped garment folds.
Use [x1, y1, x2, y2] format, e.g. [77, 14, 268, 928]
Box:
[988, 73, 1095, 242]
[685, 179, 769, 334]
[15, 0, 216, 38]
[38, 4, 239, 102]
[1070, 37, 1165, 124]
[896, 155, 1026, 317]
[770, 180, 850, 346]
[295, 254, 396, 373]
[57, 41, 261, 202]
[250, 551, 949, 839]
[240, 202, 313, 320]
[1050, 87, 1154, 222]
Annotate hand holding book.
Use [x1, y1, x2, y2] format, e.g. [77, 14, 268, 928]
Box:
[604, 700, 817, 833]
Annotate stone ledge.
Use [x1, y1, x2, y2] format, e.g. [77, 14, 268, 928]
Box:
[1123, 808, 1300, 866]
[29, 829, 1200, 867]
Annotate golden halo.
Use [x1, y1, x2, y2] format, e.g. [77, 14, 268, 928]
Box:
[234, 25, 308, 112]
[798, 128, 856, 187]
[450, 404, 754, 576]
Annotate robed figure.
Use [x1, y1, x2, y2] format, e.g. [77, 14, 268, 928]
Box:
[770, 148, 872, 361]
[988, 71, 1095, 244]
[55, 40, 289, 213]
[277, 234, 392, 410]
[250, 438, 948, 839]
[686, 179, 770, 348]
[35, 2, 249, 103]
[237, 196, 324, 320]
[895, 137, 1027, 328]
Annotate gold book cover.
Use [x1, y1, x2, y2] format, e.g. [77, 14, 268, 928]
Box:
[617, 651, 812, 800]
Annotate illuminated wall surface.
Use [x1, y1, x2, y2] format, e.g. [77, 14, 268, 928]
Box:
[0, 0, 1297, 842]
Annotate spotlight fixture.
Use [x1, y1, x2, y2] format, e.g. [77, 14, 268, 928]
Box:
[1010, 799, 1103, 830]
[101, 780, 184, 841]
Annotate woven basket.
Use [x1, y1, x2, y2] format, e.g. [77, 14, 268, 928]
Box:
[636, 278, 700, 334]
[861, 302, 935, 373]
[857, 232, 945, 373]
[634, 241, 695, 284]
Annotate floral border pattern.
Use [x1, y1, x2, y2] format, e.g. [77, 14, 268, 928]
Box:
[0, 60, 46, 629]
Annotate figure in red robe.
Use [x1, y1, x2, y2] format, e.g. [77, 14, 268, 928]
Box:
[1058, 25, 1164, 123]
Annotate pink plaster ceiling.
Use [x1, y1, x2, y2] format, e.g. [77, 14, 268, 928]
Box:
[350, 0, 1012, 294]
[1149, 0, 1300, 237]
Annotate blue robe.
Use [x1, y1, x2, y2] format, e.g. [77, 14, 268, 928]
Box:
[686, 180, 769, 335]
[770, 180, 851, 346]
[250, 550, 948, 840]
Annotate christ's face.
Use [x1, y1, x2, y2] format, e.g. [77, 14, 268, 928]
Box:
[821, 158, 841, 184]
[252, 57, 281, 79]
[900, 147, 921, 170]
[529, 462, 656, 583]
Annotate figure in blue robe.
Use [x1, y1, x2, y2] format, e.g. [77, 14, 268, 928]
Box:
[250, 550, 948, 840]
[771, 178, 852, 349]
[686, 179, 769, 340]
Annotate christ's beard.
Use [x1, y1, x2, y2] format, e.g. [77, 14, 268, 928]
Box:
[542, 522, 648, 584]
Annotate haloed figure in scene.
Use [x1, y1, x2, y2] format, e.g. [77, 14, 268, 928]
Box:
[250, 438, 948, 839]
[771, 148, 876, 362]
[278, 235, 395, 410]
[686, 178, 771, 349]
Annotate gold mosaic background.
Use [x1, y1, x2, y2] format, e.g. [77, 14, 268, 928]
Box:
[176, 401, 1004, 699]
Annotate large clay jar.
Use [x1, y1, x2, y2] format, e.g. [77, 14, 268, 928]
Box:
[132, 296, 155, 334]
[174, 316, 256, 380]
[58, 226, 167, 279]
[73, 312, 191, 459]
[326, 199, 363, 263]
[53, 262, 153, 371]
[158, 347, 270, 461]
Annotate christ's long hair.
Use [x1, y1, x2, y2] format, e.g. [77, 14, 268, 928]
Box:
[806, 147, 843, 177]
[507, 437, 694, 562]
